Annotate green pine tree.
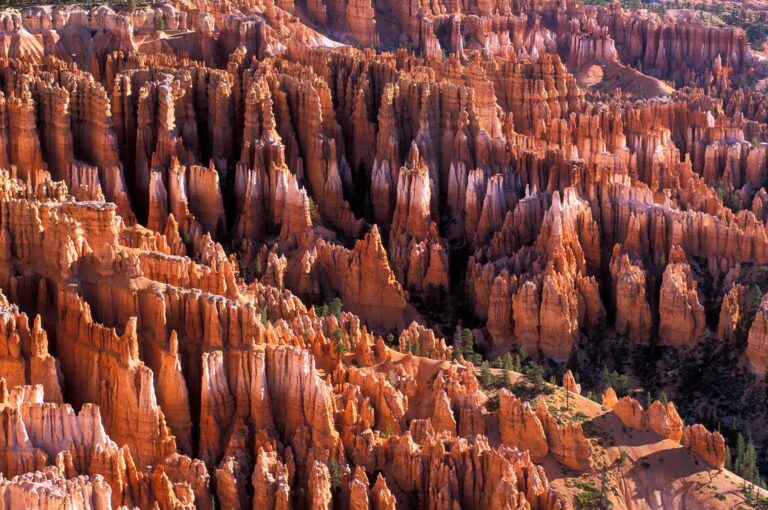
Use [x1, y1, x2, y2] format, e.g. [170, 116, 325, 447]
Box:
[735, 433, 746, 477]
[452, 324, 464, 354]
[501, 368, 511, 386]
[744, 436, 762, 486]
[308, 196, 319, 223]
[328, 459, 341, 490]
[461, 328, 475, 356]
[480, 363, 493, 386]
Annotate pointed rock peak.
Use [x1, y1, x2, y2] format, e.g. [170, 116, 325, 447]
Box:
[123, 317, 139, 361]
[550, 190, 562, 212]
[535, 396, 549, 415]
[0, 378, 8, 405]
[406, 142, 421, 168]
[602, 387, 618, 409]
[668, 245, 687, 264]
[563, 370, 581, 394]
[169, 330, 179, 355]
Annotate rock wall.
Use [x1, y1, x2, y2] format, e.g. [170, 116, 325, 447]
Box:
[0, 1, 762, 508]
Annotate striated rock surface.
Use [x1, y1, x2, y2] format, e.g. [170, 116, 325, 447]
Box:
[562, 370, 581, 395]
[497, 389, 548, 462]
[536, 399, 593, 472]
[609, 246, 652, 343]
[659, 246, 705, 346]
[683, 424, 726, 470]
[0, 1, 763, 509]
[612, 395, 684, 441]
[718, 284, 747, 342]
[747, 293, 768, 374]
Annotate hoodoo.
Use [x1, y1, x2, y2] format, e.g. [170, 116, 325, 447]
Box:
[0, 0, 766, 508]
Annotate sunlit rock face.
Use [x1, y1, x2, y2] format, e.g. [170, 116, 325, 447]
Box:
[0, 0, 763, 508]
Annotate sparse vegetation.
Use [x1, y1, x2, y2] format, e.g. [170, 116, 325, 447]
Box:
[522, 359, 545, 388]
[501, 367, 512, 386]
[688, 2, 768, 51]
[601, 367, 629, 397]
[331, 328, 348, 353]
[328, 459, 341, 490]
[10, 0, 768, 507]
[308, 195, 319, 224]
[316, 297, 344, 318]
[453, 325, 483, 364]
[733, 432, 766, 489]
[574, 480, 612, 510]
[583, 0, 666, 15]
[479, 362, 493, 386]
[490, 351, 521, 371]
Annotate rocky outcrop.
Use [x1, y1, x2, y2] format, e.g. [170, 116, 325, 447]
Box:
[613, 395, 644, 429]
[56, 289, 177, 467]
[7, 90, 45, 182]
[562, 370, 581, 395]
[0, 2, 764, 508]
[370, 473, 396, 510]
[347, 466, 370, 510]
[308, 461, 333, 510]
[609, 246, 652, 343]
[187, 163, 227, 241]
[304, 225, 407, 331]
[601, 6, 752, 80]
[683, 424, 726, 469]
[497, 389, 548, 462]
[747, 293, 768, 374]
[382, 432, 568, 509]
[397, 322, 452, 360]
[388, 144, 449, 294]
[646, 400, 684, 442]
[602, 387, 619, 410]
[0, 293, 62, 402]
[0, 468, 112, 509]
[612, 396, 684, 441]
[536, 399, 593, 471]
[659, 246, 705, 346]
[251, 447, 292, 510]
[0, 377, 209, 508]
[718, 284, 747, 342]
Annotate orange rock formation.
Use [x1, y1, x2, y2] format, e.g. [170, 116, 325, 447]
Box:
[0, 0, 763, 508]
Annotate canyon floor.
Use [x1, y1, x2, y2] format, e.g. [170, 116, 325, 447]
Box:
[2, 0, 768, 509]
